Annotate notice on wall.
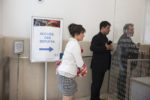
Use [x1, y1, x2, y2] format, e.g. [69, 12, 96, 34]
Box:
[30, 17, 63, 62]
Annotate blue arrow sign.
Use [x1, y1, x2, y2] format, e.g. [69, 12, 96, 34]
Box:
[39, 47, 53, 52]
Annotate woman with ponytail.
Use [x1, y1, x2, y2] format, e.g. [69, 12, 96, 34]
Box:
[57, 23, 87, 100]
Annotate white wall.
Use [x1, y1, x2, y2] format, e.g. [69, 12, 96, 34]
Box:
[1, 0, 147, 42]
[2, 0, 116, 41]
[0, 1, 3, 99]
[144, 0, 150, 44]
[0, 0, 2, 35]
[113, 0, 146, 43]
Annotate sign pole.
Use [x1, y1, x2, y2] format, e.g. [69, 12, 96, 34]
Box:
[44, 62, 48, 100]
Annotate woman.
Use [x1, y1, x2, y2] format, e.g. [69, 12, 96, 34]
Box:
[57, 23, 87, 100]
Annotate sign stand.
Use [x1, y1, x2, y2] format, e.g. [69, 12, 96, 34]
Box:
[31, 17, 63, 100]
[44, 62, 48, 100]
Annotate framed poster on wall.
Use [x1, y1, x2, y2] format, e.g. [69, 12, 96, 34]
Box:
[30, 17, 63, 62]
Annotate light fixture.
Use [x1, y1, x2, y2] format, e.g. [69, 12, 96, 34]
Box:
[37, 0, 45, 4]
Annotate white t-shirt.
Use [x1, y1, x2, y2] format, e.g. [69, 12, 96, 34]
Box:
[57, 38, 84, 78]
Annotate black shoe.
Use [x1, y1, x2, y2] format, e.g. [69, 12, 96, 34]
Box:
[100, 98, 105, 100]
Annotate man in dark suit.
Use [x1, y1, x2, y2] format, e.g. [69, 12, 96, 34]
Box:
[90, 21, 112, 100]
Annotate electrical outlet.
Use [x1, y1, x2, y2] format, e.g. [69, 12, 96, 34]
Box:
[14, 40, 24, 54]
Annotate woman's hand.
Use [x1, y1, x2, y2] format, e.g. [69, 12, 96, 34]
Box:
[55, 60, 61, 67]
[77, 64, 87, 77]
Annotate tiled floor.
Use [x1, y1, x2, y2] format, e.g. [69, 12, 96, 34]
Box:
[75, 96, 107, 100]
[75, 96, 90, 100]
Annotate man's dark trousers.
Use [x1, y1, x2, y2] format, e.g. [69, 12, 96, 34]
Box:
[91, 68, 105, 100]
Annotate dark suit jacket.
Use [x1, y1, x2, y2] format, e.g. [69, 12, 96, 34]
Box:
[90, 32, 111, 72]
